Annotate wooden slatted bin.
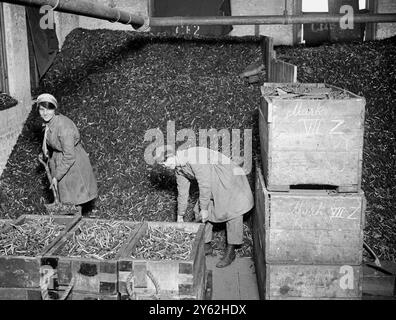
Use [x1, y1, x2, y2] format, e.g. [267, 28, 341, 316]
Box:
[255, 166, 366, 265]
[118, 222, 206, 300]
[261, 264, 363, 300]
[43, 218, 143, 299]
[259, 83, 365, 192]
[0, 214, 80, 300]
[253, 166, 365, 299]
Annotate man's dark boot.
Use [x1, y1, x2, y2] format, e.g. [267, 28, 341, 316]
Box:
[216, 245, 236, 268]
[204, 243, 213, 256]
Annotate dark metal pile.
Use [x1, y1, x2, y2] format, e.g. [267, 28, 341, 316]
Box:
[0, 92, 18, 111]
[131, 226, 196, 260]
[0, 219, 9, 229]
[1, 29, 395, 261]
[260, 83, 351, 99]
[0, 29, 260, 258]
[56, 219, 137, 260]
[0, 217, 65, 256]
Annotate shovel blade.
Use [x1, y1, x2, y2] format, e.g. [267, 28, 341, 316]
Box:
[44, 202, 80, 215]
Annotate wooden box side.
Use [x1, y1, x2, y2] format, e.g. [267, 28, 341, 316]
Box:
[266, 264, 363, 299]
[261, 85, 366, 189]
[43, 218, 141, 295]
[252, 200, 266, 300]
[68, 292, 120, 300]
[0, 287, 42, 300]
[191, 223, 206, 299]
[265, 192, 365, 265]
[259, 97, 272, 187]
[0, 214, 80, 289]
[269, 192, 365, 230]
[118, 222, 204, 299]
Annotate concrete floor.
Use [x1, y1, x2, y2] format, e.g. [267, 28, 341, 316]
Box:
[206, 256, 259, 300]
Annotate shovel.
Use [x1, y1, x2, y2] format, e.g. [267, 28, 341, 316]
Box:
[38, 155, 80, 215]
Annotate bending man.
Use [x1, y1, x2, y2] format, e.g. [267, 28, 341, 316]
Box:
[154, 146, 253, 268]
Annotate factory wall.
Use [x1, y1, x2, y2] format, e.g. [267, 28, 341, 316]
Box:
[230, 0, 300, 45]
[55, 0, 301, 47]
[0, 3, 32, 178]
[376, 0, 396, 40]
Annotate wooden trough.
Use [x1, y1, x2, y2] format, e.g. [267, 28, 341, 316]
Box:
[0, 214, 80, 300]
[118, 221, 206, 300]
[43, 218, 143, 299]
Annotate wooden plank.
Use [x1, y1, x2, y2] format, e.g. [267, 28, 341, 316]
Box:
[0, 3, 8, 94]
[252, 177, 266, 299]
[266, 264, 363, 299]
[267, 229, 363, 265]
[68, 292, 119, 300]
[363, 263, 396, 297]
[0, 288, 42, 300]
[260, 83, 365, 189]
[261, 37, 273, 82]
[268, 59, 297, 83]
[118, 222, 205, 300]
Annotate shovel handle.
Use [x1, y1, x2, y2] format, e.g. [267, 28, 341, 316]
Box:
[38, 155, 60, 203]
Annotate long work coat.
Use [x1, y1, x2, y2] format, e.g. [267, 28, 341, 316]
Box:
[175, 147, 254, 223]
[44, 114, 98, 205]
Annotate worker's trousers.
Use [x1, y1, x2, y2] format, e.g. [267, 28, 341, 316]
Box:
[204, 215, 243, 245]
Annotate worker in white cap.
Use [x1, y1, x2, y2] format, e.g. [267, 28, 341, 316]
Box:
[36, 93, 98, 214]
[153, 145, 254, 268]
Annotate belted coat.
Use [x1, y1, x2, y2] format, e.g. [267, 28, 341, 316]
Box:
[175, 147, 254, 223]
[44, 114, 98, 205]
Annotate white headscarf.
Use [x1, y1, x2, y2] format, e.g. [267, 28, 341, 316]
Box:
[36, 93, 58, 109]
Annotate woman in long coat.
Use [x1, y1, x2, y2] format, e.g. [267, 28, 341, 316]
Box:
[37, 93, 98, 211]
[154, 146, 254, 268]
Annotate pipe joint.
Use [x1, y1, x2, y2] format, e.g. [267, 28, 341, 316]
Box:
[132, 15, 150, 32]
[50, 0, 60, 11]
[109, 10, 121, 23]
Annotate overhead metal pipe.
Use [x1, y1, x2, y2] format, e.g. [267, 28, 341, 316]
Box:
[2, 1, 396, 28]
[1, 0, 146, 28]
[149, 14, 396, 27]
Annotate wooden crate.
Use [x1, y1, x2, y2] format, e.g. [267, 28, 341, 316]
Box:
[263, 264, 363, 300]
[0, 214, 80, 289]
[43, 218, 143, 296]
[259, 83, 365, 192]
[0, 288, 42, 300]
[363, 263, 396, 298]
[118, 222, 206, 300]
[254, 166, 366, 265]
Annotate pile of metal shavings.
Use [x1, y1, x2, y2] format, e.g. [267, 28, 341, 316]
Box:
[276, 37, 396, 262]
[56, 219, 137, 260]
[0, 220, 11, 230]
[0, 92, 18, 111]
[0, 29, 260, 257]
[131, 226, 196, 260]
[2, 29, 395, 261]
[212, 221, 253, 258]
[0, 217, 65, 256]
[260, 83, 351, 99]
